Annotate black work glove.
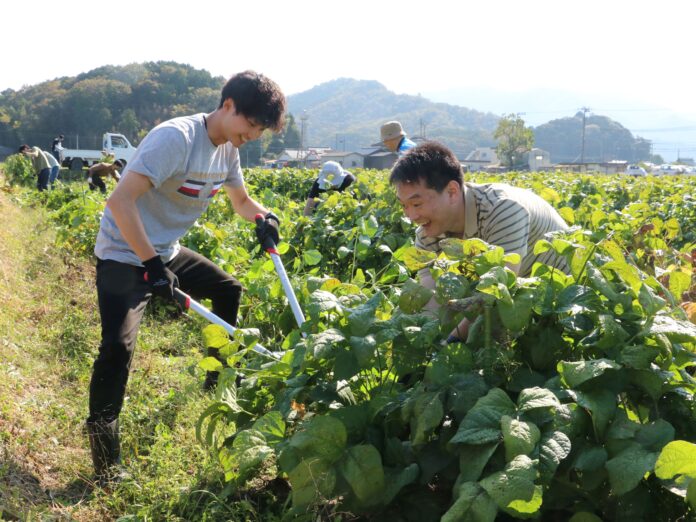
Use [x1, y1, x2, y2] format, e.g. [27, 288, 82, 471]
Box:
[143, 255, 178, 301]
[255, 211, 280, 251]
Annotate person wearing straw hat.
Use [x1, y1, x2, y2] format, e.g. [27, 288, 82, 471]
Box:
[303, 160, 356, 216]
[380, 120, 416, 157]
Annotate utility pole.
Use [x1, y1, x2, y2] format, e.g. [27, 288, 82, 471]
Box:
[300, 111, 308, 169]
[579, 107, 590, 164]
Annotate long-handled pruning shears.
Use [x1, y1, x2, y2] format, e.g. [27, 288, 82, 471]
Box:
[254, 213, 306, 333]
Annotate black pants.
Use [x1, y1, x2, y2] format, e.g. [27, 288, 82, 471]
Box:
[88, 247, 242, 423]
[37, 168, 50, 191]
[89, 176, 107, 193]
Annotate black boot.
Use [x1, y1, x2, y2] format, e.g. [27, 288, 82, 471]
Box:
[87, 418, 127, 487]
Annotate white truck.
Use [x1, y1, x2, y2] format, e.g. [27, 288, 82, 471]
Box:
[62, 132, 137, 170]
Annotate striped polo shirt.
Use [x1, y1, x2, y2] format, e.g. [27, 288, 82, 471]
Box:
[415, 182, 569, 276]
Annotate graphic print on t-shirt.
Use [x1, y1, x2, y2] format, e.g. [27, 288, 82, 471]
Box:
[177, 178, 225, 199]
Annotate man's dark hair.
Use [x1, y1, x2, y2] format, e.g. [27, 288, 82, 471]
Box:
[219, 70, 286, 132]
[389, 141, 463, 192]
[113, 159, 124, 168]
[18, 144, 30, 153]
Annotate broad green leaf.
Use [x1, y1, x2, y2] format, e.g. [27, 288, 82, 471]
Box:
[399, 246, 437, 271]
[595, 314, 629, 349]
[605, 443, 657, 495]
[476, 267, 513, 304]
[411, 392, 444, 446]
[349, 335, 376, 368]
[574, 389, 617, 438]
[558, 206, 575, 225]
[308, 328, 345, 359]
[539, 430, 572, 482]
[288, 457, 336, 508]
[382, 463, 420, 505]
[618, 344, 658, 369]
[635, 419, 675, 452]
[649, 315, 696, 343]
[227, 429, 273, 479]
[303, 249, 322, 266]
[289, 416, 347, 463]
[360, 215, 379, 238]
[655, 440, 696, 479]
[602, 259, 642, 292]
[507, 485, 543, 516]
[639, 283, 667, 316]
[307, 290, 342, 316]
[555, 285, 602, 314]
[517, 387, 561, 413]
[457, 442, 499, 482]
[441, 482, 497, 522]
[668, 270, 692, 302]
[450, 388, 516, 445]
[398, 278, 434, 313]
[558, 359, 620, 388]
[435, 272, 471, 304]
[573, 446, 608, 471]
[337, 245, 352, 259]
[338, 444, 385, 506]
[202, 324, 230, 349]
[501, 416, 541, 461]
[198, 357, 223, 373]
[347, 292, 384, 336]
[479, 455, 537, 509]
[251, 411, 285, 446]
[498, 288, 537, 331]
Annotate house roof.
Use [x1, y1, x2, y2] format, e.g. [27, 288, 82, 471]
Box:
[322, 151, 364, 157]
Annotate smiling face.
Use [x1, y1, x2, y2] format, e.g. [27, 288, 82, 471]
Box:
[395, 178, 464, 237]
[218, 99, 265, 148]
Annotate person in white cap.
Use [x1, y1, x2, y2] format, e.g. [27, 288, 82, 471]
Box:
[303, 160, 356, 216]
[380, 121, 416, 157]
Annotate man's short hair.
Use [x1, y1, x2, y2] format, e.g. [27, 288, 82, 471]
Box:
[113, 159, 124, 168]
[219, 70, 286, 132]
[389, 141, 463, 193]
[18, 144, 30, 153]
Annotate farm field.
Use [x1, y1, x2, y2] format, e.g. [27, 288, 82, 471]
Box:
[1, 158, 696, 521]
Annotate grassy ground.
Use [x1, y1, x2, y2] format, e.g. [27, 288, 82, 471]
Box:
[0, 179, 287, 520]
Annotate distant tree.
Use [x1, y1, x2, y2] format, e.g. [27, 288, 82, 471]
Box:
[265, 132, 284, 157]
[118, 109, 140, 143]
[649, 154, 665, 164]
[494, 113, 534, 168]
[283, 114, 301, 149]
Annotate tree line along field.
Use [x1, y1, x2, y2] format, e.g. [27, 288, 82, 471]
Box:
[2, 156, 696, 521]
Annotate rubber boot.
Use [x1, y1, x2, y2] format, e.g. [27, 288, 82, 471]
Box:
[87, 418, 127, 487]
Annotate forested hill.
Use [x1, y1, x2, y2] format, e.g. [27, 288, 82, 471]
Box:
[535, 112, 652, 163]
[0, 62, 224, 151]
[287, 78, 500, 155]
[1, 62, 652, 164]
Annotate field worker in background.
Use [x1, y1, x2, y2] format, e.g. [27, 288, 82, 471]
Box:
[390, 141, 569, 343]
[381, 120, 416, 157]
[51, 134, 64, 163]
[303, 160, 356, 215]
[86, 70, 286, 487]
[45, 148, 61, 188]
[18, 144, 52, 191]
[87, 159, 123, 193]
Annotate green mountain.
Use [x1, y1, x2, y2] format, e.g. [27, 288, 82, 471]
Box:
[287, 78, 499, 156]
[534, 112, 653, 163]
[0, 61, 223, 151]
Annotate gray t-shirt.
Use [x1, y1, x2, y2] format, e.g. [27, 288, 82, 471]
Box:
[95, 114, 244, 265]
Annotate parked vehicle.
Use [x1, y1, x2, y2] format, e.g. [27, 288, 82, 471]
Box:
[625, 164, 647, 176]
[62, 133, 137, 170]
[656, 164, 683, 176]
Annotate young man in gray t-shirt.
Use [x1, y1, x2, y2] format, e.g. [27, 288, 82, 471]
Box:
[87, 71, 286, 486]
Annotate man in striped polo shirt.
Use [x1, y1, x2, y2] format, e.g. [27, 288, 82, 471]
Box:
[390, 141, 569, 341]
